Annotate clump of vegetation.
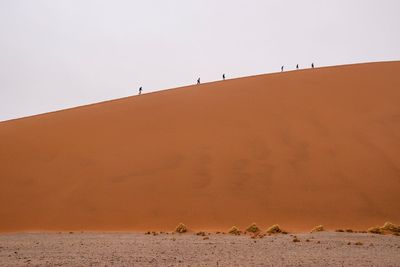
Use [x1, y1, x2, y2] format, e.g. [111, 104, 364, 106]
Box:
[203, 236, 209, 240]
[368, 227, 383, 234]
[228, 226, 241, 235]
[311, 225, 324, 233]
[266, 224, 282, 234]
[367, 222, 400, 235]
[345, 229, 353, 233]
[246, 223, 260, 233]
[293, 237, 300, 242]
[381, 222, 400, 233]
[354, 241, 363, 246]
[335, 229, 344, 232]
[175, 223, 187, 233]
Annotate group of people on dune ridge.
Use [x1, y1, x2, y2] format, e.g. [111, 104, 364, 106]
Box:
[138, 63, 315, 95]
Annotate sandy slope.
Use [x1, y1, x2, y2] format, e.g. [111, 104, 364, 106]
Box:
[0, 62, 400, 232]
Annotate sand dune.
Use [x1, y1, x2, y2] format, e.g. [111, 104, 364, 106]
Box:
[1, 62, 400, 232]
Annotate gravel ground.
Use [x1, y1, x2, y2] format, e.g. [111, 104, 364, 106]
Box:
[0, 232, 399, 266]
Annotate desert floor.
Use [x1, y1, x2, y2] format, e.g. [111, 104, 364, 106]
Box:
[0, 232, 399, 266]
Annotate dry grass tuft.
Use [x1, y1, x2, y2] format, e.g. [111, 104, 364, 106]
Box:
[345, 229, 353, 233]
[203, 236, 209, 240]
[175, 223, 187, 233]
[368, 227, 383, 234]
[266, 224, 282, 234]
[367, 222, 400, 235]
[354, 241, 363, 246]
[293, 237, 300, 242]
[311, 225, 324, 233]
[335, 229, 344, 232]
[228, 226, 241, 235]
[381, 222, 400, 233]
[246, 223, 260, 233]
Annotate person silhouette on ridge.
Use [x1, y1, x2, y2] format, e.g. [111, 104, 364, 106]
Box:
[197, 78, 201, 84]
[139, 86, 142, 95]
[312, 63, 314, 68]
[281, 66, 284, 72]
[296, 64, 299, 70]
[223, 74, 226, 80]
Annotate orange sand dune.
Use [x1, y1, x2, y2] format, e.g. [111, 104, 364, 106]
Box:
[1, 62, 400, 232]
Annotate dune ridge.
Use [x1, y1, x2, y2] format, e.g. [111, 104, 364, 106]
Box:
[1, 61, 400, 232]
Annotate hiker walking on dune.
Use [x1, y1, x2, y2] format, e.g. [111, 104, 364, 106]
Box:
[296, 64, 299, 70]
[139, 87, 142, 95]
[223, 74, 226, 80]
[281, 66, 284, 72]
[312, 63, 314, 68]
[197, 78, 201, 84]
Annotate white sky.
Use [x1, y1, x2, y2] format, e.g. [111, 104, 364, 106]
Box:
[1, 0, 399, 121]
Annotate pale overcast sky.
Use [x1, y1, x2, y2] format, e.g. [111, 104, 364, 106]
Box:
[1, 0, 399, 121]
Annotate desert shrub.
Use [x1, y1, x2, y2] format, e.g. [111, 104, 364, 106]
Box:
[311, 225, 324, 233]
[246, 223, 260, 233]
[228, 226, 241, 235]
[196, 231, 206, 236]
[175, 223, 187, 233]
[381, 222, 400, 233]
[335, 229, 344, 232]
[293, 237, 300, 242]
[368, 227, 383, 234]
[266, 224, 282, 234]
[354, 241, 363, 245]
[345, 229, 353, 233]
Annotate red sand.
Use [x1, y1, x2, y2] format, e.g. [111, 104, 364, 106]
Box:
[1, 62, 400, 232]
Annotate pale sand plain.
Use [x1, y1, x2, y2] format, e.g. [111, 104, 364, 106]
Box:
[0, 232, 400, 266]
